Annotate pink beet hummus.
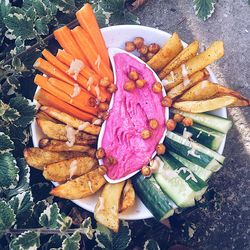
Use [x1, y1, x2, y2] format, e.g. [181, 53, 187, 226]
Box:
[102, 53, 165, 180]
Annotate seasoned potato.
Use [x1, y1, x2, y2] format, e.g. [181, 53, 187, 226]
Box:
[119, 180, 135, 213]
[36, 111, 60, 123]
[94, 182, 125, 232]
[147, 32, 183, 72]
[228, 97, 249, 107]
[24, 148, 83, 170]
[43, 156, 98, 182]
[216, 85, 250, 101]
[40, 106, 100, 135]
[50, 168, 106, 199]
[159, 40, 199, 79]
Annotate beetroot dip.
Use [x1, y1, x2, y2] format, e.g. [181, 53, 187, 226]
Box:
[101, 53, 165, 180]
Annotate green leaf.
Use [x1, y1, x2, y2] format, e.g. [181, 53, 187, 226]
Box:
[10, 231, 40, 250]
[80, 217, 94, 240]
[0, 200, 16, 231]
[43, 234, 65, 250]
[123, 11, 140, 24]
[0, 153, 19, 189]
[62, 231, 81, 250]
[143, 239, 160, 250]
[35, 17, 49, 35]
[6, 75, 21, 95]
[39, 203, 59, 228]
[0, 100, 20, 122]
[9, 191, 33, 227]
[0, 0, 10, 28]
[57, 214, 72, 232]
[94, 223, 112, 249]
[192, 0, 216, 21]
[53, 0, 77, 14]
[0, 132, 14, 153]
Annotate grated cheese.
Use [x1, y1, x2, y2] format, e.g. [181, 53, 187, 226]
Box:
[69, 160, 78, 179]
[176, 167, 198, 183]
[92, 118, 102, 126]
[96, 197, 105, 212]
[187, 148, 201, 159]
[67, 59, 85, 80]
[87, 76, 94, 91]
[95, 84, 101, 100]
[183, 127, 193, 140]
[70, 83, 81, 98]
[181, 64, 190, 86]
[78, 122, 90, 131]
[197, 131, 202, 138]
[95, 54, 101, 71]
[65, 125, 76, 147]
[162, 71, 175, 86]
[88, 181, 94, 193]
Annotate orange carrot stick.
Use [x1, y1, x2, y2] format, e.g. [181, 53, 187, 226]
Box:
[53, 26, 89, 66]
[71, 26, 113, 82]
[76, 3, 110, 67]
[35, 89, 95, 121]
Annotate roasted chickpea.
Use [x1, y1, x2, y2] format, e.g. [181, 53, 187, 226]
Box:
[138, 45, 148, 55]
[148, 43, 160, 54]
[141, 165, 152, 177]
[156, 143, 166, 155]
[182, 117, 193, 127]
[152, 82, 162, 93]
[96, 148, 106, 159]
[100, 77, 110, 87]
[141, 129, 152, 139]
[92, 117, 103, 126]
[89, 97, 97, 107]
[173, 113, 184, 123]
[99, 102, 109, 112]
[166, 119, 177, 131]
[107, 83, 117, 93]
[106, 156, 117, 165]
[136, 79, 147, 88]
[161, 96, 173, 107]
[124, 80, 136, 92]
[149, 119, 159, 130]
[97, 111, 109, 120]
[146, 52, 155, 61]
[98, 165, 107, 175]
[128, 70, 139, 81]
[133, 37, 144, 49]
[125, 41, 136, 52]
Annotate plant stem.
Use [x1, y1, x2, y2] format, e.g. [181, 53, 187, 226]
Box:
[1, 228, 79, 235]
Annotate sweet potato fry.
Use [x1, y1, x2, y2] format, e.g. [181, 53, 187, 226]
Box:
[94, 182, 125, 232]
[159, 40, 199, 79]
[147, 32, 183, 72]
[50, 168, 106, 199]
[119, 180, 135, 213]
[43, 156, 98, 182]
[40, 106, 100, 135]
[24, 148, 83, 170]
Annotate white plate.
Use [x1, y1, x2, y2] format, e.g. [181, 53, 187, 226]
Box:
[31, 25, 227, 220]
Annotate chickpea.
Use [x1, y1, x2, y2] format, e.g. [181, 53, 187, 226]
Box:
[139, 55, 147, 62]
[133, 37, 144, 49]
[161, 96, 173, 107]
[141, 129, 152, 139]
[107, 83, 117, 93]
[156, 143, 166, 155]
[100, 77, 110, 87]
[182, 117, 193, 127]
[125, 41, 136, 52]
[97, 111, 109, 120]
[152, 82, 162, 93]
[149, 119, 159, 130]
[96, 148, 106, 159]
[136, 79, 147, 88]
[173, 113, 184, 123]
[141, 165, 152, 177]
[148, 43, 160, 54]
[98, 165, 107, 175]
[128, 70, 139, 81]
[138, 45, 148, 55]
[166, 119, 177, 131]
[146, 52, 155, 61]
[106, 156, 117, 165]
[89, 97, 97, 107]
[124, 80, 136, 92]
[99, 102, 109, 112]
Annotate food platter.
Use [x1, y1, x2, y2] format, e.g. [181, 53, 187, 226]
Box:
[31, 24, 227, 220]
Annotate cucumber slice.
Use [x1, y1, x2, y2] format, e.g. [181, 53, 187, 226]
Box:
[154, 157, 196, 208]
[171, 109, 233, 133]
[174, 122, 225, 151]
[133, 174, 176, 221]
[168, 151, 212, 182]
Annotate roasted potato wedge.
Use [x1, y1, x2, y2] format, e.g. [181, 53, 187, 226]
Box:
[36, 111, 60, 123]
[37, 119, 97, 145]
[216, 85, 250, 101]
[50, 168, 106, 199]
[40, 106, 100, 135]
[24, 148, 83, 170]
[119, 180, 135, 213]
[148, 32, 183, 72]
[43, 156, 98, 182]
[166, 69, 209, 99]
[94, 182, 125, 232]
[159, 40, 199, 79]
[228, 97, 250, 107]
[173, 96, 237, 113]
[164, 41, 224, 90]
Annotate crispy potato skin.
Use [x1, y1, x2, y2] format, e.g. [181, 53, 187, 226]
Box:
[43, 156, 98, 182]
[50, 168, 106, 199]
[119, 180, 135, 213]
[94, 182, 125, 232]
[24, 148, 83, 170]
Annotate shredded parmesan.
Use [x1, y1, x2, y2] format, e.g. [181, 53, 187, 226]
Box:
[95, 54, 101, 71]
[67, 59, 85, 80]
[69, 160, 78, 179]
[197, 131, 202, 138]
[162, 71, 175, 86]
[78, 122, 90, 131]
[181, 64, 190, 86]
[65, 126, 76, 147]
[187, 148, 201, 159]
[87, 76, 94, 91]
[201, 81, 207, 89]
[176, 167, 198, 183]
[92, 118, 102, 126]
[183, 127, 193, 140]
[96, 197, 105, 212]
[88, 181, 94, 193]
[70, 84, 81, 98]
[95, 85, 101, 100]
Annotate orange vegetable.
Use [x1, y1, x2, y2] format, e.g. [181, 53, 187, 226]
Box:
[76, 3, 110, 67]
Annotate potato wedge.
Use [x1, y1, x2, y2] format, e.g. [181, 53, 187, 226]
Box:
[94, 182, 125, 232]
[36, 111, 60, 123]
[228, 97, 250, 107]
[166, 69, 209, 99]
[173, 96, 237, 113]
[216, 85, 250, 101]
[178, 81, 219, 101]
[24, 148, 83, 170]
[37, 119, 97, 145]
[164, 41, 224, 90]
[43, 156, 98, 182]
[119, 180, 135, 213]
[147, 32, 183, 72]
[159, 40, 199, 79]
[50, 168, 106, 199]
[40, 106, 100, 135]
